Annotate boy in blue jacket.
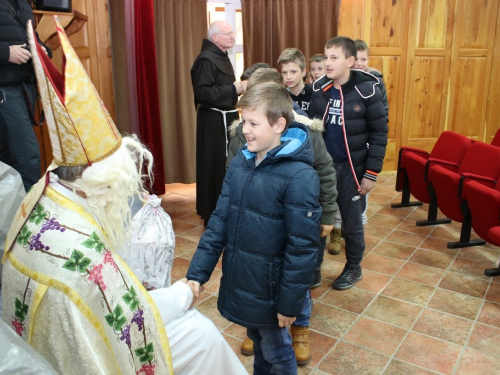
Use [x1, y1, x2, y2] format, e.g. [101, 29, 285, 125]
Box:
[186, 82, 322, 374]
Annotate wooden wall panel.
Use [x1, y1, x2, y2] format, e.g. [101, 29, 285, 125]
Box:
[369, 55, 400, 140]
[450, 57, 488, 137]
[485, 3, 500, 142]
[338, 0, 500, 171]
[407, 57, 448, 139]
[417, 0, 450, 48]
[460, 0, 494, 48]
[338, 0, 364, 40]
[366, 0, 404, 47]
[447, 0, 499, 140]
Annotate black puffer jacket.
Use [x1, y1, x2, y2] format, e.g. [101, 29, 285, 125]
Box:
[366, 67, 389, 122]
[0, 0, 52, 86]
[308, 70, 388, 186]
[187, 122, 322, 328]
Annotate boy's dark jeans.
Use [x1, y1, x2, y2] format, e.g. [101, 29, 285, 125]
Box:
[247, 326, 297, 375]
[316, 236, 327, 272]
[334, 160, 366, 267]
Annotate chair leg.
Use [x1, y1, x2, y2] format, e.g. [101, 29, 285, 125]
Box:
[416, 184, 451, 226]
[447, 212, 486, 249]
[484, 268, 500, 277]
[391, 173, 423, 208]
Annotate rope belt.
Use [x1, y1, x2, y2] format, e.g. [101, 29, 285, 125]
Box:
[208, 107, 239, 156]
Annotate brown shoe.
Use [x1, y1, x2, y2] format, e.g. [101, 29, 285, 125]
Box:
[327, 227, 342, 255]
[291, 325, 311, 365]
[241, 336, 254, 355]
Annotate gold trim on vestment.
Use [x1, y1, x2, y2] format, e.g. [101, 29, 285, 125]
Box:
[28, 283, 47, 345]
[5, 252, 122, 374]
[113, 253, 175, 374]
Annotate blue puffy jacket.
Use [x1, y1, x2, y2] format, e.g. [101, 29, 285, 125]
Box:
[186, 122, 322, 329]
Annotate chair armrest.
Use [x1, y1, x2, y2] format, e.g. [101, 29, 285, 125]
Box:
[428, 158, 460, 169]
[425, 158, 460, 182]
[401, 146, 429, 156]
[459, 173, 497, 199]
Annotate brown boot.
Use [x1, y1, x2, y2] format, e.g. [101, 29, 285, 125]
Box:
[241, 336, 254, 355]
[291, 325, 311, 365]
[327, 227, 342, 254]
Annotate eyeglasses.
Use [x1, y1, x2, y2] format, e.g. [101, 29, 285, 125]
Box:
[216, 31, 235, 37]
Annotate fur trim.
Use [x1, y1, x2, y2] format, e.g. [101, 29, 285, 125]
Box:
[293, 112, 324, 133]
[366, 66, 382, 76]
[229, 119, 242, 137]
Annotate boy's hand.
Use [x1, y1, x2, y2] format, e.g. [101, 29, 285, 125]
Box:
[185, 279, 204, 309]
[233, 81, 244, 95]
[320, 224, 334, 237]
[186, 280, 203, 297]
[277, 313, 296, 328]
[359, 177, 376, 195]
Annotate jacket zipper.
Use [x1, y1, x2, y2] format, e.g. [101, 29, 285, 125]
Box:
[323, 85, 361, 190]
[227, 163, 254, 312]
[339, 85, 361, 190]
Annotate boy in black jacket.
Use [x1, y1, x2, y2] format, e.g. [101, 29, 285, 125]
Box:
[308, 36, 387, 290]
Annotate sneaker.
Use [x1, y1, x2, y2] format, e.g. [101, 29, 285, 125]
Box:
[310, 270, 322, 289]
[332, 265, 362, 290]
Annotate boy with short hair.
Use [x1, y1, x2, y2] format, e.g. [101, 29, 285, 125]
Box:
[278, 48, 312, 112]
[308, 36, 387, 290]
[309, 53, 326, 83]
[227, 67, 338, 364]
[187, 82, 322, 373]
[240, 62, 271, 93]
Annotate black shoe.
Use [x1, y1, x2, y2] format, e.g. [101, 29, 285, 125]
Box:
[310, 270, 322, 289]
[332, 265, 362, 290]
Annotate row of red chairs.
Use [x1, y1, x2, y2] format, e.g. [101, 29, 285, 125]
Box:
[392, 129, 500, 276]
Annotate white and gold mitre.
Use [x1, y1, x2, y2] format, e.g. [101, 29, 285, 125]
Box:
[28, 17, 121, 166]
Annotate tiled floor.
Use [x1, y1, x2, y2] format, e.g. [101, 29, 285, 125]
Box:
[161, 173, 500, 375]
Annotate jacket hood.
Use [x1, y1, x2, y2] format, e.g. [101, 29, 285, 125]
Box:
[312, 69, 380, 97]
[241, 121, 314, 166]
[366, 66, 383, 77]
[230, 114, 324, 138]
[229, 119, 241, 137]
[193, 39, 234, 76]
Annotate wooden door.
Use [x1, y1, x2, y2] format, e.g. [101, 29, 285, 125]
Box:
[339, 0, 500, 171]
[446, 0, 500, 140]
[401, 0, 456, 151]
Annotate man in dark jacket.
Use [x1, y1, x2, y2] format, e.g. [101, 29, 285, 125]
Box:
[308, 36, 388, 290]
[191, 21, 243, 226]
[187, 82, 321, 374]
[0, 0, 52, 191]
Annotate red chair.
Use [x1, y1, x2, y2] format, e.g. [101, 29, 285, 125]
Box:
[491, 128, 500, 147]
[428, 142, 500, 248]
[463, 180, 500, 243]
[463, 182, 500, 276]
[392, 131, 472, 226]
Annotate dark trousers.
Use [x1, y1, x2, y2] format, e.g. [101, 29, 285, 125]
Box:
[316, 236, 327, 272]
[247, 326, 297, 375]
[0, 84, 40, 192]
[334, 160, 366, 267]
